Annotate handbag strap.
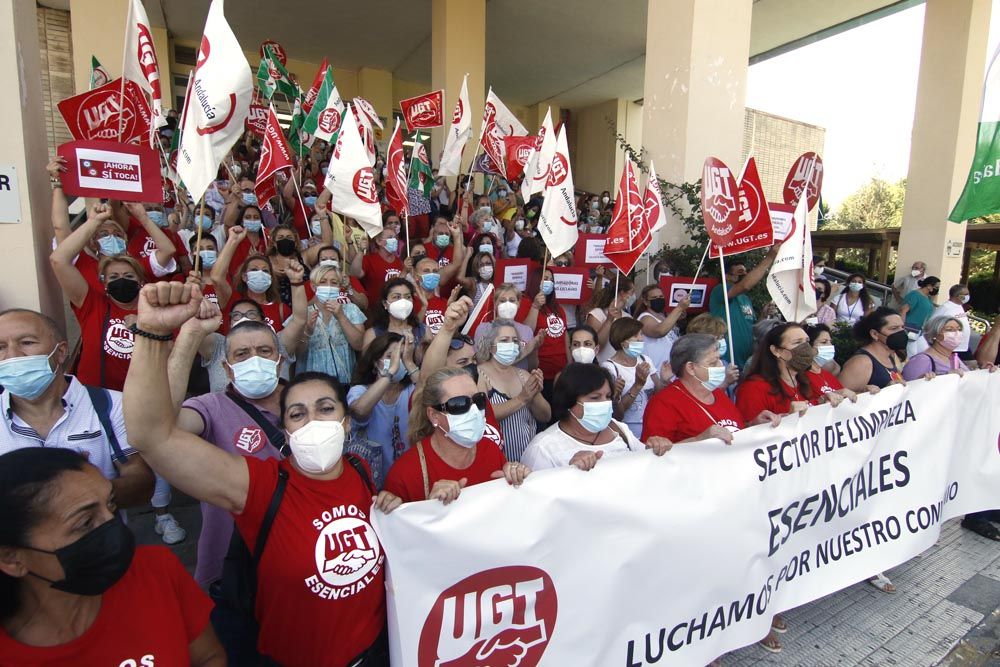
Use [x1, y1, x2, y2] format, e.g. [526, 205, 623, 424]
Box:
[417, 441, 430, 500]
[225, 386, 287, 455]
[252, 468, 288, 567]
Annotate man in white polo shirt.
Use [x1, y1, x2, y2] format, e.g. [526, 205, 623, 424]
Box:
[0, 308, 154, 510]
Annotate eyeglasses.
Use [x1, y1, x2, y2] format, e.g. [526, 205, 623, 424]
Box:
[433, 392, 487, 415]
[554, 261, 570, 267]
[449, 335, 474, 350]
[231, 310, 263, 322]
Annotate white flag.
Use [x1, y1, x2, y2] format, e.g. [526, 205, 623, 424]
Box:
[645, 162, 668, 234]
[536, 126, 578, 257]
[353, 106, 377, 166]
[324, 105, 383, 237]
[522, 108, 556, 201]
[766, 187, 817, 322]
[479, 88, 528, 174]
[177, 0, 252, 203]
[438, 74, 472, 177]
[123, 0, 166, 142]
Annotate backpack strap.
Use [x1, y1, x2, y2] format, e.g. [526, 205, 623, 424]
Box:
[344, 452, 375, 495]
[225, 386, 287, 455]
[252, 468, 289, 568]
[84, 385, 125, 462]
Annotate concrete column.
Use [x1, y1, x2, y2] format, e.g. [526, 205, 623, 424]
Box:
[639, 0, 752, 249]
[358, 67, 393, 129]
[0, 0, 65, 321]
[70, 0, 127, 94]
[897, 0, 991, 291]
[431, 0, 485, 175]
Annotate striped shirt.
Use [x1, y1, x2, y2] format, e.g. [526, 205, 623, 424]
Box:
[0, 376, 134, 480]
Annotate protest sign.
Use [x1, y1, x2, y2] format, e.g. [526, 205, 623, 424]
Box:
[549, 267, 591, 305]
[573, 233, 613, 267]
[769, 203, 796, 243]
[496, 259, 531, 292]
[658, 276, 717, 312]
[376, 372, 1000, 667]
[57, 140, 161, 201]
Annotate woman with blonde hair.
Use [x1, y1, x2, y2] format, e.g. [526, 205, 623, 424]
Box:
[299, 262, 366, 383]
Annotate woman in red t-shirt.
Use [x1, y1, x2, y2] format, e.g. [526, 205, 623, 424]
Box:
[224, 254, 297, 333]
[125, 288, 405, 667]
[524, 269, 570, 413]
[736, 323, 823, 423]
[0, 447, 222, 666]
[803, 323, 858, 406]
[384, 367, 530, 504]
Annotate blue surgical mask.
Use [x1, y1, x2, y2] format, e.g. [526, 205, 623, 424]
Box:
[147, 210, 167, 228]
[243, 218, 263, 233]
[0, 346, 59, 400]
[198, 250, 217, 268]
[384, 237, 399, 254]
[700, 364, 727, 391]
[478, 243, 493, 255]
[574, 400, 613, 433]
[420, 273, 441, 291]
[310, 219, 323, 236]
[245, 270, 272, 293]
[381, 358, 407, 383]
[439, 407, 487, 448]
[625, 341, 645, 358]
[98, 235, 126, 257]
[848, 282, 863, 293]
[304, 195, 317, 208]
[541, 280, 554, 296]
[717, 338, 728, 357]
[316, 286, 340, 302]
[482, 219, 495, 233]
[494, 341, 520, 366]
[815, 345, 836, 365]
[199, 215, 214, 231]
[242, 192, 258, 206]
[435, 234, 450, 248]
[227, 355, 279, 399]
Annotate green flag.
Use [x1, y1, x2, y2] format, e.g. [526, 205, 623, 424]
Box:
[408, 132, 433, 198]
[950, 46, 1000, 222]
[256, 45, 297, 100]
[287, 96, 309, 155]
[303, 70, 345, 144]
[89, 55, 110, 90]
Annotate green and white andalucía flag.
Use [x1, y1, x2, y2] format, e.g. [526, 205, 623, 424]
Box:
[950, 43, 1000, 222]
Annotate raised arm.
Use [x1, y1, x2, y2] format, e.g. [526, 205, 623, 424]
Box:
[727, 244, 780, 299]
[49, 203, 107, 308]
[641, 298, 689, 338]
[47, 157, 72, 245]
[123, 282, 249, 513]
[420, 297, 472, 382]
[976, 317, 1000, 368]
[124, 202, 176, 268]
[210, 225, 246, 287]
[277, 262, 308, 351]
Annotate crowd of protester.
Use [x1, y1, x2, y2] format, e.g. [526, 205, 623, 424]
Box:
[0, 119, 997, 667]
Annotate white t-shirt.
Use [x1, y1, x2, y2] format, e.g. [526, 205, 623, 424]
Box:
[601, 356, 655, 431]
[521, 419, 645, 471]
[931, 300, 971, 352]
[637, 312, 678, 372]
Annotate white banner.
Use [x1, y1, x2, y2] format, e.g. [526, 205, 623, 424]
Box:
[374, 372, 1000, 667]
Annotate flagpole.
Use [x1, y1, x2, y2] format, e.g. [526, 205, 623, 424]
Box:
[118, 2, 129, 141]
[289, 175, 314, 239]
[692, 243, 711, 285]
[718, 248, 736, 367]
[194, 197, 206, 274]
[402, 130, 421, 257]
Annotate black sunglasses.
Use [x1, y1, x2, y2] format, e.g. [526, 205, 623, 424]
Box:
[449, 334, 474, 350]
[433, 392, 487, 415]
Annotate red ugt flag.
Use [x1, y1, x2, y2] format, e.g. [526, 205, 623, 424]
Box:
[385, 119, 409, 217]
[254, 106, 294, 209]
[400, 90, 445, 131]
[503, 135, 538, 182]
[603, 161, 650, 274]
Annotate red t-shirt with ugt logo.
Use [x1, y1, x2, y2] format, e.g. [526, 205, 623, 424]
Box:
[72, 287, 136, 391]
[235, 456, 385, 666]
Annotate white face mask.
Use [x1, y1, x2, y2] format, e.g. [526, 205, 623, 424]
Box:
[479, 265, 494, 280]
[288, 420, 346, 474]
[387, 298, 414, 320]
[572, 347, 596, 364]
[911, 269, 922, 277]
[496, 301, 518, 319]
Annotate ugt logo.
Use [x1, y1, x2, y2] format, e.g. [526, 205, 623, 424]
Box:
[702, 162, 736, 225]
[418, 566, 557, 667]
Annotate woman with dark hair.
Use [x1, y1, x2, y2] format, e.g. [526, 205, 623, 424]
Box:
[838, 307, 907, 394]
[737, 323, 829, 422]
[602, 317, 661, 438]
[900, 275, 941, 332]
[524, 268, 570, 407]
[634, 283, 689, 375]
[832, 273, 874, 325]
[459, 251, 496, 305]
[348, 333, 419, 486]
[221, 252, 304, 334]
[220, 205, 269, 279]
[188, 232, 232, 307]
[0, 448, 225, 665]
[384, 367, 529, 503]
[582, 275, 630, 354]
[520, 363, 672, 471]
[803, 323, 857, 401]
[362, 277, 425, 356]
[813, 278, 836, 325]
[124, 289, 402, 666]
[266, 223, 308, 306]
[569, 325, 600, 364]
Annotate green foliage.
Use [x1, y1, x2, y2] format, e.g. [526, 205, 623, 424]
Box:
[829, 321, 860, 366]
[826, 177, 907, 230]
[968, 274, 1000, 314]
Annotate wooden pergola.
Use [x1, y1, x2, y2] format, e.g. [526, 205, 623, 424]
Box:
[811, 223, 1000, 283]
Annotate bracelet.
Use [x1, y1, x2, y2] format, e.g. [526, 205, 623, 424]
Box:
[289, 281, 303, 286]
[129, 324, 173, 341]
[51, 181, 62, 189]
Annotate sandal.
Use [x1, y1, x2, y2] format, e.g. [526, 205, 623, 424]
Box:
[962, 516, 1000, 541]
[770, 614, 788, 634]
[758, 629, 782, 654]
[868, 572, 896, 594]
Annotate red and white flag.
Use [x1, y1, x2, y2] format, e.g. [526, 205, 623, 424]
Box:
[324, 105, 382, 237]
[503, 135, 538, 182]
[536, 126, 578, 257]
[709, 155, 774, 258]
[58, 78, 152, 144]
[644, 162, 667, 234]
[462, 283, 495, 336]
[400, 90, 445, 131]
[176, 0, 252, 203]
[353, 106, 377, 166]
[479, 88, 527, 176]
[521, 107, 555, 201]
[302, 58, 330, 114]
[123, 0, 166, 144]
[254, 105, 293, 210]
[385, 119, 409, 217]
[439, 74, 472, 177]
[245, 104, 268, 137]
[353, 97, 383, 129]
[767, 168, 817, 322]
[603, 160, 651, 274]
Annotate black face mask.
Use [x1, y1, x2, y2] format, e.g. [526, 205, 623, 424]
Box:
[105, 277, 140, 304]
[929, 287, 940, 296]
[883, 330, 909, 352]
[275, 238, 297, 257]
[24, 515, 135, 595]
[649, 298, 666, 313]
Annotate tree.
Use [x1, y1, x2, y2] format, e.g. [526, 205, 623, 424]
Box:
[827, 177, 907, 230]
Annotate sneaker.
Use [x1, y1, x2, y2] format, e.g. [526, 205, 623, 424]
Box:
[154, 513, 187, 545]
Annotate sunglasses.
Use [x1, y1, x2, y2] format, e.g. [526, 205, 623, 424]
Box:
[433, 392, 487, 415]
[449, 334, 474, 350]
[554, 261, 570, 267]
